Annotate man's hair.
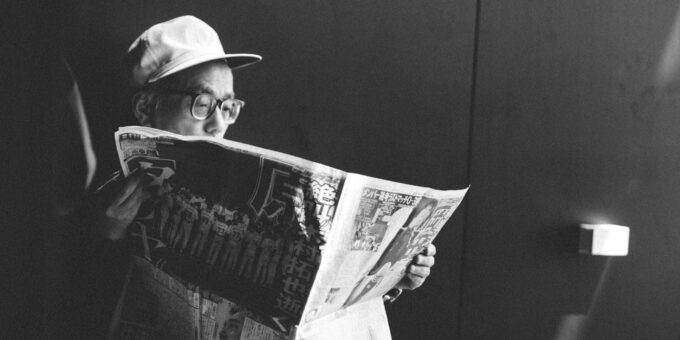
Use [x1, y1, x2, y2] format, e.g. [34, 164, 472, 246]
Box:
[136, 71, 182, 94]
[135, 59, 230, 94]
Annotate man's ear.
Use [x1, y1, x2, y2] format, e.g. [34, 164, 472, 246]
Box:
[132, 91, 155, 126]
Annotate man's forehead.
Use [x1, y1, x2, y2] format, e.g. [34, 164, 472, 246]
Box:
[172, 61, 234, 97]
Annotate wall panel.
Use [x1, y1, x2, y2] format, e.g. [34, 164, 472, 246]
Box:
[464, 1, 680, 339]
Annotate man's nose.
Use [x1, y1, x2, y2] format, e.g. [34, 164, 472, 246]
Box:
[204, 109, 230, 138]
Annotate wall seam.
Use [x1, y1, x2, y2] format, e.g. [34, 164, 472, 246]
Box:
[456, 0, 482, 339]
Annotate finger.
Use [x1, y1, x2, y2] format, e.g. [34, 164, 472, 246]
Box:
[120, 184, 147, 214]
[407, 264, 431, 279]
[111, 171, 145, 206]
[414, 254, 435, 267]
[423, 243, 436, 256]
[105, 183, 141, 218]
[404, 272, 427, 290]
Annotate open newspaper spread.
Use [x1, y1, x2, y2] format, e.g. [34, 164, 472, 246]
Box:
[109, 126, 468, 340]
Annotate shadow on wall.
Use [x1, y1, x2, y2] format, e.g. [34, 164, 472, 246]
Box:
[553, 257, 614, 340]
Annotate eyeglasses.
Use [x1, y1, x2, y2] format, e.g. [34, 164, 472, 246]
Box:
[157, 90, 245, 122]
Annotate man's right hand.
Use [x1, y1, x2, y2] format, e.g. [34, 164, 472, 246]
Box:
[93, 169, 150, 240]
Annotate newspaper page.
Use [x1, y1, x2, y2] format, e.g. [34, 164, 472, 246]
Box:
[299, 173, 468, 327]
[112, 126, 346, 338]
[110, 257, 289, 340]
[112, 126, 468, 340]
[296, 297, 391, 340]
[110, 256, 199, 340]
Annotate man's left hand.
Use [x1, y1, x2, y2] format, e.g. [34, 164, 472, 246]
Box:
[395, 243, 436, 290]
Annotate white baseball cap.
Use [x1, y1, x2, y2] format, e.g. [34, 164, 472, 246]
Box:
[127, 15, 262, 87]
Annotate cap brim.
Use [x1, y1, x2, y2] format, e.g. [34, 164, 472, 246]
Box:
[148, 52, 262, 84]
[226, 53, 262, 70]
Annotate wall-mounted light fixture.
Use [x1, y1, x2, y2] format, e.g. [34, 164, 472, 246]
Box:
[579, 224, 629, 256]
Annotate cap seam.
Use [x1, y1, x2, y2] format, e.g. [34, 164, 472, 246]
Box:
[143, 38, 161, 85]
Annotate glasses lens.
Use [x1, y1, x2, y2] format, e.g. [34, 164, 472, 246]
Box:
[220, 99, 243, 122]
[192, 94, 214, 120]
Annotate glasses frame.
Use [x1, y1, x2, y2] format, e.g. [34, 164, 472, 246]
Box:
[156, 89, 245, 122]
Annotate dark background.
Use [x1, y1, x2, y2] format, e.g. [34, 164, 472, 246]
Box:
[7, 0, 680, 339]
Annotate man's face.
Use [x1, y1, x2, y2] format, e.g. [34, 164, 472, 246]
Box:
[147, 61, 235, 138]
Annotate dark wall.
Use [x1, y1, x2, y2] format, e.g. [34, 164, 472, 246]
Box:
[463, 1, 680, 339]
[56, 1, 475, 339]
[37, 1, 680, 339]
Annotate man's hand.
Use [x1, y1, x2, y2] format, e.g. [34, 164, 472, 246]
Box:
[93, 169, 150, 240]
[395, 243, 436, 290]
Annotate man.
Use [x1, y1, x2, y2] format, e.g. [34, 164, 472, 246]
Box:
[97, 14, 434, 309]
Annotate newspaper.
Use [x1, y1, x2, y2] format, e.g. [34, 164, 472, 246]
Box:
[108, 126, 468, 340]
